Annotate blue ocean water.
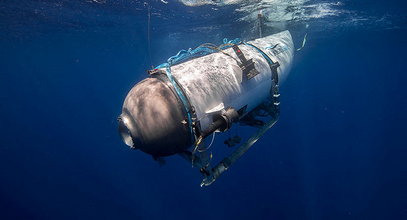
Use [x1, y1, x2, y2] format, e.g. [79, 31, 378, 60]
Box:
[0, 0, 406, 219]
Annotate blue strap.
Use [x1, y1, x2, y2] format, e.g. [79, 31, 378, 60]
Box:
[159, 63, 195, 142]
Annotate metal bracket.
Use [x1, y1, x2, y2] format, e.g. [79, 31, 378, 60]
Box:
[147, 68, 165, 75]
[232, 45, 259, 81]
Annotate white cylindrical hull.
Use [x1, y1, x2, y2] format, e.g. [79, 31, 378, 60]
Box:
[119, 30, 294, 156]
[169, 30, 294, 131]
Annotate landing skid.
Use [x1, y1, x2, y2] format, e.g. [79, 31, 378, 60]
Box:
[179, 112, 279, 187]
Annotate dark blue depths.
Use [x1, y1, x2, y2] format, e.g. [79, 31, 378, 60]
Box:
[0, 1, 406, 220]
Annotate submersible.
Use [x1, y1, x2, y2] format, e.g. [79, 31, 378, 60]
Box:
[118, 30, 294, 186]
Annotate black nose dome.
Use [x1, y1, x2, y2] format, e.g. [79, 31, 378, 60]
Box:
[119, 77, 193, 157]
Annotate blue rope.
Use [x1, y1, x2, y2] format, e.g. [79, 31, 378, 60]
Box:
[156, 38, 241, 68]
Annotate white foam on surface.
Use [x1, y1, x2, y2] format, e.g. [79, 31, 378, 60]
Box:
[179, 0, 345, 23]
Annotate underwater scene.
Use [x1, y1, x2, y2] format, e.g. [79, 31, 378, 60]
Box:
[1, 0, 406, 219]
